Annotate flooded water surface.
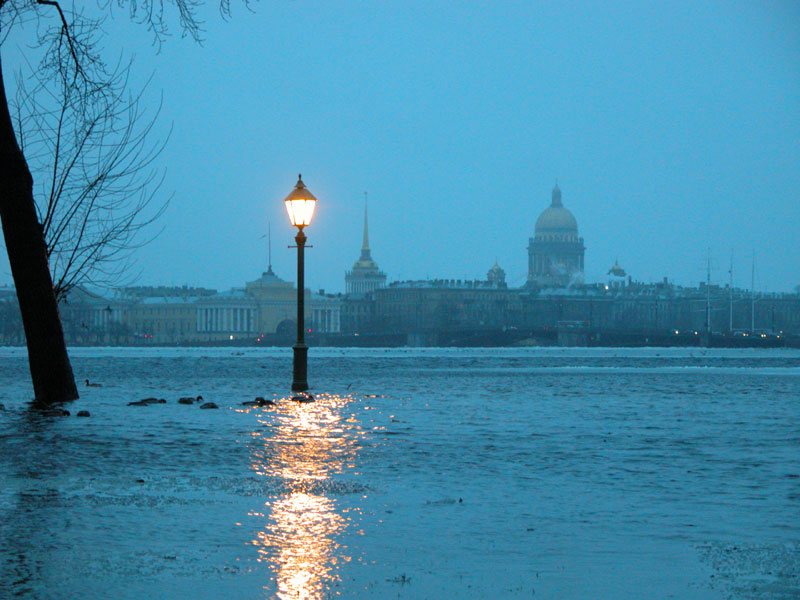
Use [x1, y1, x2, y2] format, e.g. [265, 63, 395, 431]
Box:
[1, 347, 798, 599]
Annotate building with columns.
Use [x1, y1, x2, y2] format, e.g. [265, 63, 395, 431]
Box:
[311, 292, 341, 334]
[527, 183, 585, 287]
[93, 263, 312, 344]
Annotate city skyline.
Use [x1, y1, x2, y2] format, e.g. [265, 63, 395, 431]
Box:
[1, 2, 798, 294]
[0, 187, 792, 297]
[0, 178, 792, 297]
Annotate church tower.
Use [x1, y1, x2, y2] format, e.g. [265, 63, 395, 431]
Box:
[527, 183, 585, 287]
[345, 194, 387, 295]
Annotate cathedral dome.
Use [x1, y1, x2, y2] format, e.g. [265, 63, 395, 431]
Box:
[607, 258, 626, 278]
[536, 207, 577, 232]
[535, 183, 578, 233]
[487, 260, 506, 284]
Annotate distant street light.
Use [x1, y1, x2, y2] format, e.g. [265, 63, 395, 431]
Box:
[283, 174, 317, 400]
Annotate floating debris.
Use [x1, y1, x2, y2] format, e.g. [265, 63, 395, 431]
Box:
[41, 408, 70, 417]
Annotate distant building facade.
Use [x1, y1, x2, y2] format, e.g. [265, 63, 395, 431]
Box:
[340, 293, 376, 335]
[0, 285, 23, 344]
[39, 262, 315, 344]
[2, 277, 799, 346]
[370, 277, 520, 340]
[527, 183, 585, 287]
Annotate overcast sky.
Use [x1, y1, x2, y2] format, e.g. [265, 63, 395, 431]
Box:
[2, 1, 799, 294]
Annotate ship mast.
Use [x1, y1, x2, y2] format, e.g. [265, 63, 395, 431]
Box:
[750, 249, 756, 333]
[705, 248, 712, 341]
[728, 249, 733, 333]
[266, 222, 274, 274]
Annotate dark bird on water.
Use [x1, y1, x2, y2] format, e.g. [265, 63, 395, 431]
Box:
[85, 379, 102, 387]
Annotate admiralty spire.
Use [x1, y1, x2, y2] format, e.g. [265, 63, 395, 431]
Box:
[345, 193, 387, 295]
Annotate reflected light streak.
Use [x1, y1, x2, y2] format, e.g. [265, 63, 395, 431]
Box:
[254, 493, 348, 600]
[248, 394, 360, 600]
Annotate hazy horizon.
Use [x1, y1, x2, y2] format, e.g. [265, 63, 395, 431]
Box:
[1, 1, 798, 294]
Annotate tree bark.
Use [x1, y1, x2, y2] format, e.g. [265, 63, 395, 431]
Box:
[0, 53, 78, 404]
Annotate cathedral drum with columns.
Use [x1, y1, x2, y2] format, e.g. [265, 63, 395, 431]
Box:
[527, 183, 585, 288]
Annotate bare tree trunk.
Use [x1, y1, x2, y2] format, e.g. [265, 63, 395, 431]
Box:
[0, 53, 78, 404]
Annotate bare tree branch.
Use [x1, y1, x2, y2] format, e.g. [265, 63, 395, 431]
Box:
[13, 54, 171, 300]
[1, 0, 243, 402]
[34, 0, 81, 75]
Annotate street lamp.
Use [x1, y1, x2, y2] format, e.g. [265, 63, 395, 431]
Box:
[283, 174, 317, 399]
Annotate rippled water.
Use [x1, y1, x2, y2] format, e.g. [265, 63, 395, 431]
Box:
[1, 347, 798, 599]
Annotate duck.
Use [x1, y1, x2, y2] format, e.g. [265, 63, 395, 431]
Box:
[128, 397, 165, 406]
[178, 395, 203, 405]
[85, 379, 102, 387]
[242, 397, 275, 407]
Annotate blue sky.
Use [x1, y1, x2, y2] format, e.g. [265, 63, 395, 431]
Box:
[2, 1, 799, 293]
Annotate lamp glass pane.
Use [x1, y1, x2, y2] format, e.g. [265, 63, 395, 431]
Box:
[299, 199, 316, 225]
[284, 199, 297, 225]
[285, 198, 316, 227]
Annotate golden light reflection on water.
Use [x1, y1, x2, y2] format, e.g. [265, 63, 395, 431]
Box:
[247, 394, 362, 600]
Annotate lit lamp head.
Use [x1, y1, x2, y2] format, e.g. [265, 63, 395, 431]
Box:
[283, 174, 317, 230]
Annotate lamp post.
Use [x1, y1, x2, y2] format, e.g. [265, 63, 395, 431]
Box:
[283, 174, 317, 399]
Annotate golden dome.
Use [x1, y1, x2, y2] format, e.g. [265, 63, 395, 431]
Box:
[535, 183, 578, 233]
[487, 260, 506, 283]
[608, 258, 626, 278]
[353, 257, 378, 270]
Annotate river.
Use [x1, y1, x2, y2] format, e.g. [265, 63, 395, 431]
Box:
[1, 347, 798, 599]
